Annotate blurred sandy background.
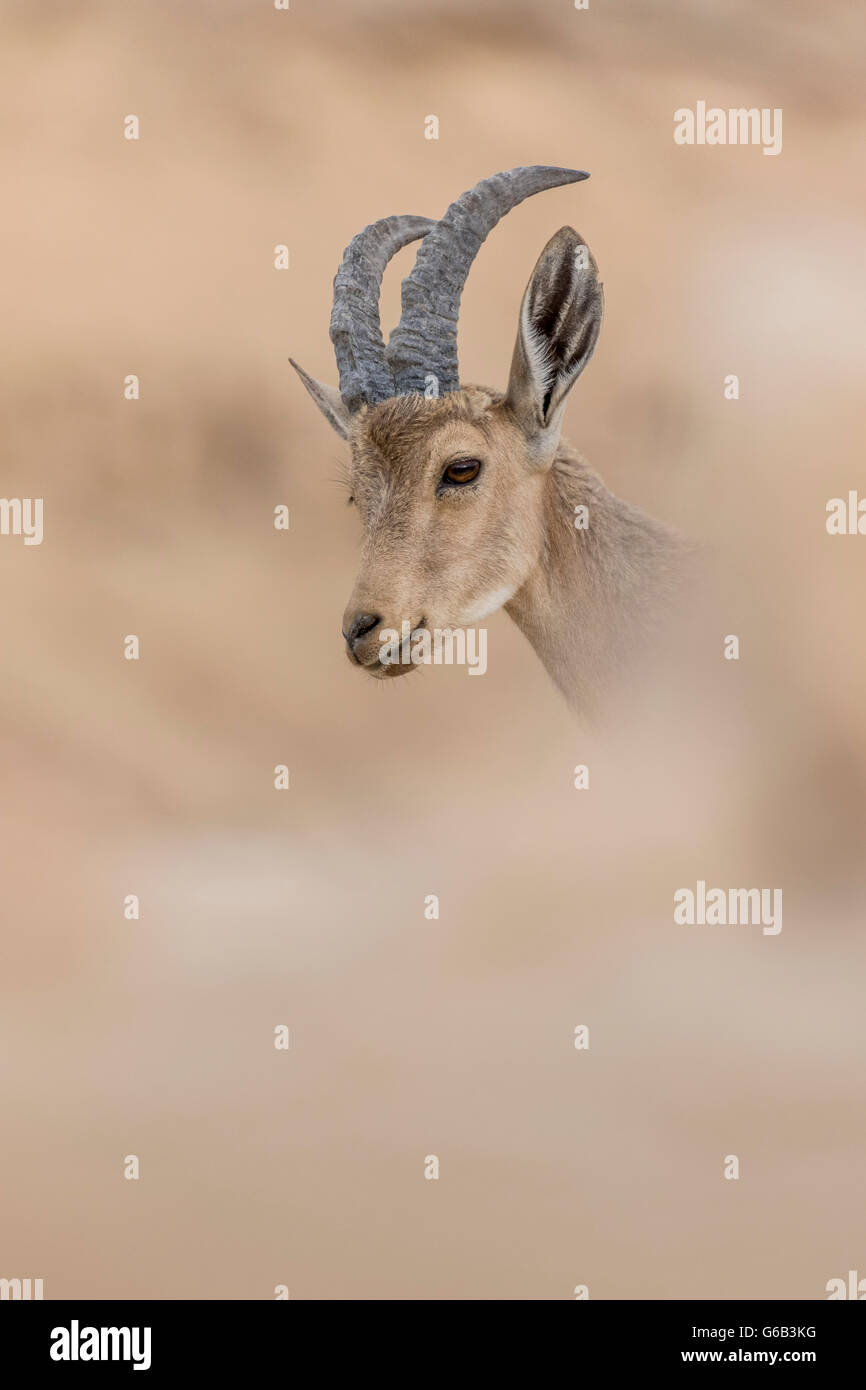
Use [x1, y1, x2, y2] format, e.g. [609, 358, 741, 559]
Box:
[1, 0, 864, 1299]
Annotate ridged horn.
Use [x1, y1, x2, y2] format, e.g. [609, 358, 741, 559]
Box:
[330, 214, 437, 413]
[386, 166, 589, 396]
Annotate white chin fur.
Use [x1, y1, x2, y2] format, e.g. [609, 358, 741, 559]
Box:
[459, 586, 517, 624]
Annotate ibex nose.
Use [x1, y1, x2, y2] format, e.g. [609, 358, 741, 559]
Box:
[342, 612, 381, 655]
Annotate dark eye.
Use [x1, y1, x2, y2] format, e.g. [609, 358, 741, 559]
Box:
[441, 458, 482, 488]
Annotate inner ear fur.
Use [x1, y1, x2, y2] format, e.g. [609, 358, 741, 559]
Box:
[505, 226, 603, 443]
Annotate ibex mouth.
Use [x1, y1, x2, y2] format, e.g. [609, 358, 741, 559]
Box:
[372, 659, 422, 681]
[380, 619, 426, 678]
[347, 619, 427, 680]
[352, 653, 422, 681]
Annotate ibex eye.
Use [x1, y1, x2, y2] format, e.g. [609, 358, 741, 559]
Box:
[441, 458, 481, 487]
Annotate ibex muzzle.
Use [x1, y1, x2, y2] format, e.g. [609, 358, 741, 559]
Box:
[292, 167, 680, 706]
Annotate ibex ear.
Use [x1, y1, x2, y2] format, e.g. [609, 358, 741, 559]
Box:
[289, 358, 352, 440]
[505, 226, 603, 453]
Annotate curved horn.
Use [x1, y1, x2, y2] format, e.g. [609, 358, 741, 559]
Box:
[330, 214, 437, 414]
[386, 166, 589, 397]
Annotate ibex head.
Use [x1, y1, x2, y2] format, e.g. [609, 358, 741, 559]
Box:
[291, 167, 604, 681]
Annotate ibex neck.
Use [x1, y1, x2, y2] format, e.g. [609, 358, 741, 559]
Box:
[504, 443, 681, 711]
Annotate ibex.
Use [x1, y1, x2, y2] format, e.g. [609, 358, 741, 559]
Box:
[291, 167, 682, 711]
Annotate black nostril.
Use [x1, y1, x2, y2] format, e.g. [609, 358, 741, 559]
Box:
[344, 612, 381, 646]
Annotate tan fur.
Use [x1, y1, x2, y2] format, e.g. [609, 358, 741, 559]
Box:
[342, 387, 683, 708]
[296, 223, 683, 708]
